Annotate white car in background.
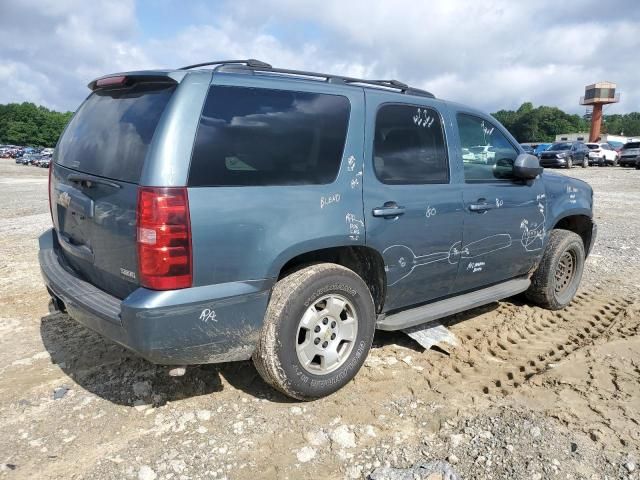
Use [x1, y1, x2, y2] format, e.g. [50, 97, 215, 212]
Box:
[586, 142, 618, 166]
[468, 145, 497, 164]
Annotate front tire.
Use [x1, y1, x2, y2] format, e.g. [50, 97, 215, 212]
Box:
[566, 157, 573, 169]
[526, 230, 585, 310]
[253, 263, 376, 400]
[582, 157, 588, 168]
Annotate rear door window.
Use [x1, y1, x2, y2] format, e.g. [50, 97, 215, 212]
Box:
[56, 83, 175, 183]
[188, 86, 351, 186]
[373, 104, 449, 184]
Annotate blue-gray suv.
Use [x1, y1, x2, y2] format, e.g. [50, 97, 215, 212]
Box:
[39, 60, 596, 400]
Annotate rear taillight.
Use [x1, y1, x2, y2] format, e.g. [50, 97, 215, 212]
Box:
[137, 187, 192, 290]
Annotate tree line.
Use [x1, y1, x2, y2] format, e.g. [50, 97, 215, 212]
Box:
[493, 102, 640, 143]
[0, 102, 73, 147]
[1, 100, 639, 147]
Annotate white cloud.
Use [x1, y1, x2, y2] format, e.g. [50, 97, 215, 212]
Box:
[0, 0, 148, 111]
[0, 0, 638, 114]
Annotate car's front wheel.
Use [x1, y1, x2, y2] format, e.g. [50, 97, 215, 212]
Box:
[253, 263, 376, 400]
[526, 229, 585, 310]
[566, 157, 573, 169]
[582, 157, 589, 168]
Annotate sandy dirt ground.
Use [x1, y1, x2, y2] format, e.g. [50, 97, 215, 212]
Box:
[0, 160, 638, 480]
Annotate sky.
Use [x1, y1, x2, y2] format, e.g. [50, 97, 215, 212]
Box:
[1, 0, 638, 114]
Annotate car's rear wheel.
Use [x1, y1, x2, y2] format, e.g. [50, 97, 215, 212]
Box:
[253, 263, 376, 400]
[526, 229, 585, 310]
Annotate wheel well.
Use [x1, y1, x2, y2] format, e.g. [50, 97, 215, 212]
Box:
[278, 246, 387, 313]
[553, 215, 593, 252]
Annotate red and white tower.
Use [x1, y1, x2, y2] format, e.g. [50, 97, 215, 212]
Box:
[580, 82, 619, 142]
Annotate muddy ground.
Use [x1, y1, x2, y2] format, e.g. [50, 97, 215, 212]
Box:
[0, 160, 638, 480]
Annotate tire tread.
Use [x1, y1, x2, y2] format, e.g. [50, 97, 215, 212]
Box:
[526, 229, 584, 310]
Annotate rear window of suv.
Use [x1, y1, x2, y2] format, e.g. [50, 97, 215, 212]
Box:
[188, 86, 351, 187]
[56, 83, 175, 183]
[623, 142, 640, 149]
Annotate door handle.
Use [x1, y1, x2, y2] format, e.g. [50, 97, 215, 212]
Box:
[469, 202, 493, 213]
[58, 233, 95, 263]
[372, 203, 405, 218]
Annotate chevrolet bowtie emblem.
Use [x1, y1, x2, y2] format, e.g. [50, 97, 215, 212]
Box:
[57, 191, 71, 209]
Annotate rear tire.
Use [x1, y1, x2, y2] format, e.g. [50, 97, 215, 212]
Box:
[253, 263, 376, 400]
[526, 230, 585, 310]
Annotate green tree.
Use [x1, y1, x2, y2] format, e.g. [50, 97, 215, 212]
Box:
[0, 102, 73, 147]
[493, 103, 590, 142]
[602, 112, 640, 137]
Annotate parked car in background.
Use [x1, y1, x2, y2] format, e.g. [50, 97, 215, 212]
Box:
[619, 142, 640, 167]
[19, 154, 40, 165]
[2, 147, 23, 158]
[539, 141, 589, 169]
[36, 155, 52, 168]
[39, 60, 596, 400]
[534, 143, 552, 157]
[467, 145, 497, 164]
[586, 142, 618, 166]
[607, 140, 625, 153]
[520, 144, 535, 154]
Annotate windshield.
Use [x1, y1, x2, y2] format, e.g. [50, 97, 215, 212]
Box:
[607, 140, 623, 148]
[551, 142, 572, 151]
[56, 83, 175, 183]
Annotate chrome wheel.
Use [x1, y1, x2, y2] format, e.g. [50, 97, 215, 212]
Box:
[295, 294, 358, 375]
[554, 250, 576, 295]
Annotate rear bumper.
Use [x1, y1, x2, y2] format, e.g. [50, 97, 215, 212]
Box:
[619, 157, 638, 166]
[587, 154, 605, 164]
[39, 229, 273, 365]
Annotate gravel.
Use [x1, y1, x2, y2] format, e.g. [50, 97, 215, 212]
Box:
[0, 160, 638, 479]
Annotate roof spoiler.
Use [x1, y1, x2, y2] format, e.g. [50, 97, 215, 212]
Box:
[88, 73, 178, 91]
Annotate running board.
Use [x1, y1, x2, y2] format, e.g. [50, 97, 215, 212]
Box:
[376, 278, 531, 331]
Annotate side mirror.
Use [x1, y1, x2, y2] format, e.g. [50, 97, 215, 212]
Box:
[513, 153, 543, 179]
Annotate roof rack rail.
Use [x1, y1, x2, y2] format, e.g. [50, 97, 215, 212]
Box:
[179, 59, 272, 70]
[179, 60, 435, 98]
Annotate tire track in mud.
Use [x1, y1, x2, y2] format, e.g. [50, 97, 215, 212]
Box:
[428, 289, 635, 397]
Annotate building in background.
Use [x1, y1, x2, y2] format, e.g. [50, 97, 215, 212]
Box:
[554, 132, 639, 149]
